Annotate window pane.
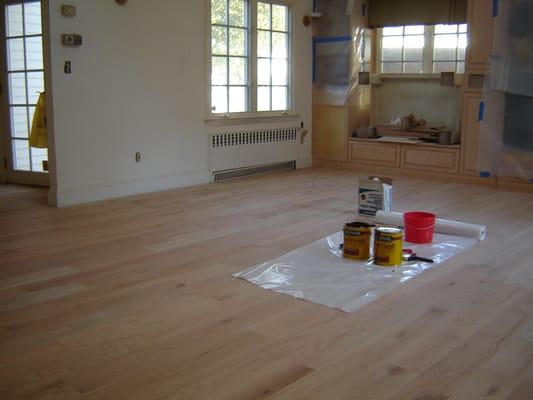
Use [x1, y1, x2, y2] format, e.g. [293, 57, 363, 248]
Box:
[229, 57, 246, 84]
[404, 25, 424, 34]
[435, 24, 458, 34]
[272, 86, 287, 110]
[257, 86, 270, 111]
[272, 59, 288, 85]
[10, 107, 28, 138]
[257, 58, 270, 85]
[459, 24, 467, 33]
[404, 35, 424, 60]
[212, 56, 227, 85]
[7, 39, 25, 71]
[211, 86, 228, 113]
[257, 30, 270, 57]
[212, 26, 228, 55]
[25, 36, 43, 70]
[457, 61, 465, 74]
[272, 32, 288, 58]
[211, 0, 227, 24]
[229, 86, 246, 112]
[433, 61, 456, 73]
[382, 36, 403, 61]
[272, 4, 288, 32]
[458, 33, 467, 59]
[382, 26, 403, 36]
[24, 2, 42, 35]
[31, 147, 47, 172]
[229, 0, 246, 27]
[381, 62, 402, 73]
[9, 73, 26, 104]
[13, 140, 30, 171]
[403, 62, 423, 73]
[434, 34, 458, 60]
[27, 72, 44, 104]
[229, 27, 246, 56]
[257, 2, 271, 29]
[6, 5, 23, 37]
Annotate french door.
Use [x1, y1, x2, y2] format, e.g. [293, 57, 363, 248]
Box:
[1, 0, 48, 186]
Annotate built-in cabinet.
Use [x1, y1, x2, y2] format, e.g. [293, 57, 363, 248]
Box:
[465, 0, 494, 74]
[460, 92, 482, 175]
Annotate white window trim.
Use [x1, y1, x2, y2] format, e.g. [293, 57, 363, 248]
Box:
[376, 25, 466, 77]
[206, 0, 295, 120]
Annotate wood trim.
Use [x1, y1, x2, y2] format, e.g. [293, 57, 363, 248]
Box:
[460, 91, 482, 176]
[314, 158, 497, 187]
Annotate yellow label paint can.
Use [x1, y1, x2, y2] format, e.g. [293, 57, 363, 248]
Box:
[374, 226, 404, 267]
[343, 222, 373, 260]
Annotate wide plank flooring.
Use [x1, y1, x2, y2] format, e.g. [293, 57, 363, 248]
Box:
[1, 168, 533, 400]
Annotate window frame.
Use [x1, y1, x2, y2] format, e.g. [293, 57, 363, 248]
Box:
[206, 0, 294, 119]
[376, 24, 467, 76]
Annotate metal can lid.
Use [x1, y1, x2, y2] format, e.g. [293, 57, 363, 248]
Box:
[376, 226, 403, 235]
[345, 221, 374, 228]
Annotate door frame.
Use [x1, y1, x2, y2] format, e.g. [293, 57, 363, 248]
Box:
[0, 0, 49, 186]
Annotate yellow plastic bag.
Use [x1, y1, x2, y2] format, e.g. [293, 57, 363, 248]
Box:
[29, 91, 47, 149]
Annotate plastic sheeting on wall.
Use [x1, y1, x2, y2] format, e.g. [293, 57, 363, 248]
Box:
[234, 231, 477, 312]
[313, 0, 371, 106]
[477, 0, 533, 179]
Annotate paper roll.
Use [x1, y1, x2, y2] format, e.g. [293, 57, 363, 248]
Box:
[375, 211, 486, 240]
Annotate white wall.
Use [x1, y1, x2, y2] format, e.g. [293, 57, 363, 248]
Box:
[372, 79, 460, 131]
[46, 0, 313, 206]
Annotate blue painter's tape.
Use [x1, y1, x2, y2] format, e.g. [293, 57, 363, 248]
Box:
[478, 101, 485, 121]
[480, 171, 491, 178]
[492, 0, 498, 17]
[313, 35, 352, 44]
[362, 3, 366, 16]
[312, 38, 316, 83]
[313, 0, 317, 12]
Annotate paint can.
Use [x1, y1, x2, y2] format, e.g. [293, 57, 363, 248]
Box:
[343, 222, 373, 260]
[374, 226, 404, 267]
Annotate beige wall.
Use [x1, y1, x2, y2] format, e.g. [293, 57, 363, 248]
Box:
[46, 0, 313, 206]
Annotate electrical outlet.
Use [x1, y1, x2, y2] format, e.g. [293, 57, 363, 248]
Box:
[135, 152, 141, 162]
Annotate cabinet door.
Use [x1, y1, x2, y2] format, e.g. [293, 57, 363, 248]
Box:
[466, 0, 494, 73]
[349, 141, 400, 167]
[402, 147, 459, 173]
[460, 93, 482, 175]
[313, 105, 348, 162]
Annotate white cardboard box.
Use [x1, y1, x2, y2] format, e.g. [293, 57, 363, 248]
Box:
[358, 176, 392, 217]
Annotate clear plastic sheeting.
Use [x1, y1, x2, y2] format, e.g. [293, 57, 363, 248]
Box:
[477, 0, 533, 179]
[234, 232, 477, 313]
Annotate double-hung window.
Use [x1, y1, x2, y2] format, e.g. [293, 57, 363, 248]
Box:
[378, 24, 467, 74]
[210, 0, 291, 115]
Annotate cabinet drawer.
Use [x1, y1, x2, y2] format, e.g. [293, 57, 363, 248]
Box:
[349, 141, 400, 167]
[402, 147, 459, 173]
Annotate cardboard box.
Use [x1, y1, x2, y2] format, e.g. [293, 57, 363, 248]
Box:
[358, 176, 393, 217]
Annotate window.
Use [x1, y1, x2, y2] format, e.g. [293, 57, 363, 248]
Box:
[379, 24, 467, 74]
[210, 0, 290, 115]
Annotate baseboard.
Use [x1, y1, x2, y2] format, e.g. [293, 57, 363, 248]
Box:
[54, 170, 209, 207]
[314, 159, 497, 187]
[296, 157, 313, 169]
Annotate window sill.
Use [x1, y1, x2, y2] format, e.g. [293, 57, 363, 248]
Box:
[371, 73, 465, 86]
[205, 112, 301, 126]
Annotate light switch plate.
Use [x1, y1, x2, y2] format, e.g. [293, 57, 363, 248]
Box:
[61, 5, 76, 17]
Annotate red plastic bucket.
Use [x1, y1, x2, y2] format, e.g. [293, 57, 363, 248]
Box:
[404, 211, 436, 244]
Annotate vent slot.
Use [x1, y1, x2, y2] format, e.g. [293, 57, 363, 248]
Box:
[211, 128, 298, 148]
[213, 161, 296, 182]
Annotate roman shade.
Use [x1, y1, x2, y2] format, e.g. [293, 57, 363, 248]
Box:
[368, 0, 467, 28]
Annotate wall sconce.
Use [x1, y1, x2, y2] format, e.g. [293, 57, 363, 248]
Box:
[302, 12, 322, 26]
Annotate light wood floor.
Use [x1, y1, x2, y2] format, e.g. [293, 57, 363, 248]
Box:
[1, 168, 533, 400]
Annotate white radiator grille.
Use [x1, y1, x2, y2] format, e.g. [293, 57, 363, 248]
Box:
[209, 127, 299, 182]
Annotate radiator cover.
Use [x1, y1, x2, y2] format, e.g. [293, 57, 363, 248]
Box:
[209, 128, 299, 182]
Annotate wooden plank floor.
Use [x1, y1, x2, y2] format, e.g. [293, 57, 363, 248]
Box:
[1, 168, 533, 400]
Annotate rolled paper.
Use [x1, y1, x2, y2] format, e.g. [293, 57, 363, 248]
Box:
[375, 211, 486, 240]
